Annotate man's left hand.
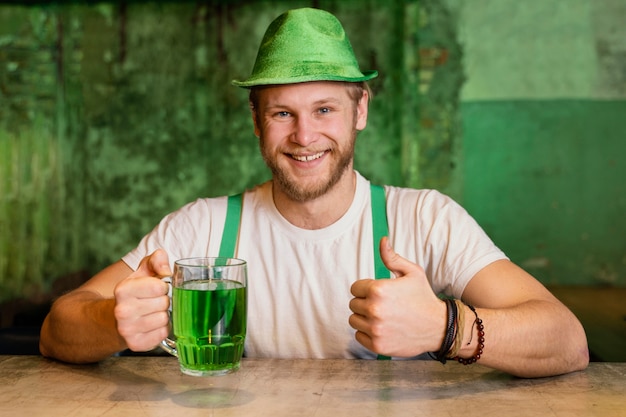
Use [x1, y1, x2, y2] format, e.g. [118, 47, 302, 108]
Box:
[348, 237, 447, 357]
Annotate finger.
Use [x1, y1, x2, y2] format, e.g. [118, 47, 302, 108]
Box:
[353, 330, 374, 352]
[132, 249, 172, 279]
[124, 322, 170, 352]
[118, 307, 169, 336]
[379, 236, 419, 278]
[350, 278, 375, 298]
[114, 292, 170, 322]
[348, 312, 370, 332]
[140, 309, 170, 332]
[348, 297, 368, 316]
[116, 297, 169, 343]
[133, 293, 170, 315]
[115, 276, 170, 302]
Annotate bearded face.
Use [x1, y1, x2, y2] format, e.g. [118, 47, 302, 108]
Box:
[253, 82, 368, 202]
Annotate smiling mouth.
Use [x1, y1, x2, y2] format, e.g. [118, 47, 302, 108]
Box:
[290, 151, 326, 162]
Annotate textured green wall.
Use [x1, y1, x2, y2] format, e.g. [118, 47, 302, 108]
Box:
[1, 1, 431, 302]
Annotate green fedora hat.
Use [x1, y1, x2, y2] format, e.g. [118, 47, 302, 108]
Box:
[232, 8, 377, 88]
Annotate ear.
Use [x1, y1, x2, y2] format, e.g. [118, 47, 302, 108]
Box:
[355, 89, 369, 131]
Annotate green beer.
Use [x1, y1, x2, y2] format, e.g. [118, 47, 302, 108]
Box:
[172, 279, 247, 376]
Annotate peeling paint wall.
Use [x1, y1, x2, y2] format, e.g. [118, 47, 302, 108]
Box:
[0, 1, 423, 302]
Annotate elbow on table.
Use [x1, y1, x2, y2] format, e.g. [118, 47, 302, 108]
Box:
[549, 301, 590, 376]
[38, 299, 114, 365]
[38, 313, 80, 364]
[513, 319, 590, 378]
[565, 313, 591, 373]
[570, 331, 590, 373]
[39, 320, 111, 365]
[548, 322, 590, 377]
[38, 314, 71, 363]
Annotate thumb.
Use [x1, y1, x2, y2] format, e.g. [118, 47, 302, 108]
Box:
[379, 237, 420, 279]
[132, 248, 172, 279]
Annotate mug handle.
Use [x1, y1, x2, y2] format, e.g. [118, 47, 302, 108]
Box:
[159, 277, 178, 357]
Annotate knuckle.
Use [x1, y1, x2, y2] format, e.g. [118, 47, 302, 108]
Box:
[369, 321, 386, 339]
[156, 311, 170, 327]
[367, 302, 385, 320]
[114, 303, 131, 321]
[368, 281, 388, 299]
[125, 337, 142, 351]
[157, 326, 169, 340]
[117, 321, 133, 339]
[160, 295, 171, 310]
[113, 280, 130, 300]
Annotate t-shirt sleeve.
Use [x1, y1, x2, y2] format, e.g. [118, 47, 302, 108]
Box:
[387, 188, 508, 299]
[121, 197, 227, 271]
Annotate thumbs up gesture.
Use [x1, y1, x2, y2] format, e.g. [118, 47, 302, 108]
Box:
[349, 237, 447, 357]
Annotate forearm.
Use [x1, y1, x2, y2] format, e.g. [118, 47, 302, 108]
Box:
[456, 299, 589, 378]
[40, 290, 127, 364]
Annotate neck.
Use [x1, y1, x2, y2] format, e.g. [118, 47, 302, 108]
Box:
[272, 170, 357, 230]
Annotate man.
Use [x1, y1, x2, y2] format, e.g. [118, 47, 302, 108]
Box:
[40, 8, 588, 378]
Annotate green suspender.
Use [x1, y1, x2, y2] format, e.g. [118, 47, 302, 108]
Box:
[369, 184, 392, 360]
[370, 185, 391, 280]
[218, 193, 243, 259]
[218, 185, 391, 360]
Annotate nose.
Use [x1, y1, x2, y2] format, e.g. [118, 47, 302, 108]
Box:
[292, 114, 316, 146]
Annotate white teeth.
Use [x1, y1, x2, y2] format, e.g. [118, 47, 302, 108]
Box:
[292, 152, 325, 162]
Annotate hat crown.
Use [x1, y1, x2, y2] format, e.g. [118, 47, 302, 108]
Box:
[232, 8, 377, 88]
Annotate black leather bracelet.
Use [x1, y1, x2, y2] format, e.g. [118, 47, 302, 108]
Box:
[432, 298, 458, 364]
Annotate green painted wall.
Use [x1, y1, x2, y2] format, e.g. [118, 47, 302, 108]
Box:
[463, 100, 626, 285]
[449, 0, 626, 285]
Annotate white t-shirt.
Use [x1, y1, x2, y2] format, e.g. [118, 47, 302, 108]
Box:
[123, 171, 507, 359]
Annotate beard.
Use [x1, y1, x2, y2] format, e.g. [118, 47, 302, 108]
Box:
[260, 131, 356, 202]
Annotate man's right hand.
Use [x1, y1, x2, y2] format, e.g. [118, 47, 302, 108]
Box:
[113, 249, 172, 352]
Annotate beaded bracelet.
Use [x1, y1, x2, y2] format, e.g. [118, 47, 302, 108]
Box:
[455, 304, 484, 365]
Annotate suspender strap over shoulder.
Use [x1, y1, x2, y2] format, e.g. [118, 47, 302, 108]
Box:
[219, 193, 242, 259]
[220, 186, 390, 269]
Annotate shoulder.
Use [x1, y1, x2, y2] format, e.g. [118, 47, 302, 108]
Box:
[383, 185, 466, 220]
[384, 185, 451, 203]
[167, 182, 270, 220]
[160, 196, 227, 228]
[357, 172, 453, 207]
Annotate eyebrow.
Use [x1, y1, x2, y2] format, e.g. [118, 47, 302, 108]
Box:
[265, 97, 343, 109]
[312, 97, 343, 106]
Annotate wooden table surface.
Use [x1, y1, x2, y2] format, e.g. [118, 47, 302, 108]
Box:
[1, 355, 624, 417]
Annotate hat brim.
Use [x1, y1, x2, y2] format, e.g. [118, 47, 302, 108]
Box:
[232, 70, 378, 88]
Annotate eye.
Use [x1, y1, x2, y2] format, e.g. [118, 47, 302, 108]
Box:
[276, 111, 291, 118]
[318, 107, 331, 114]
